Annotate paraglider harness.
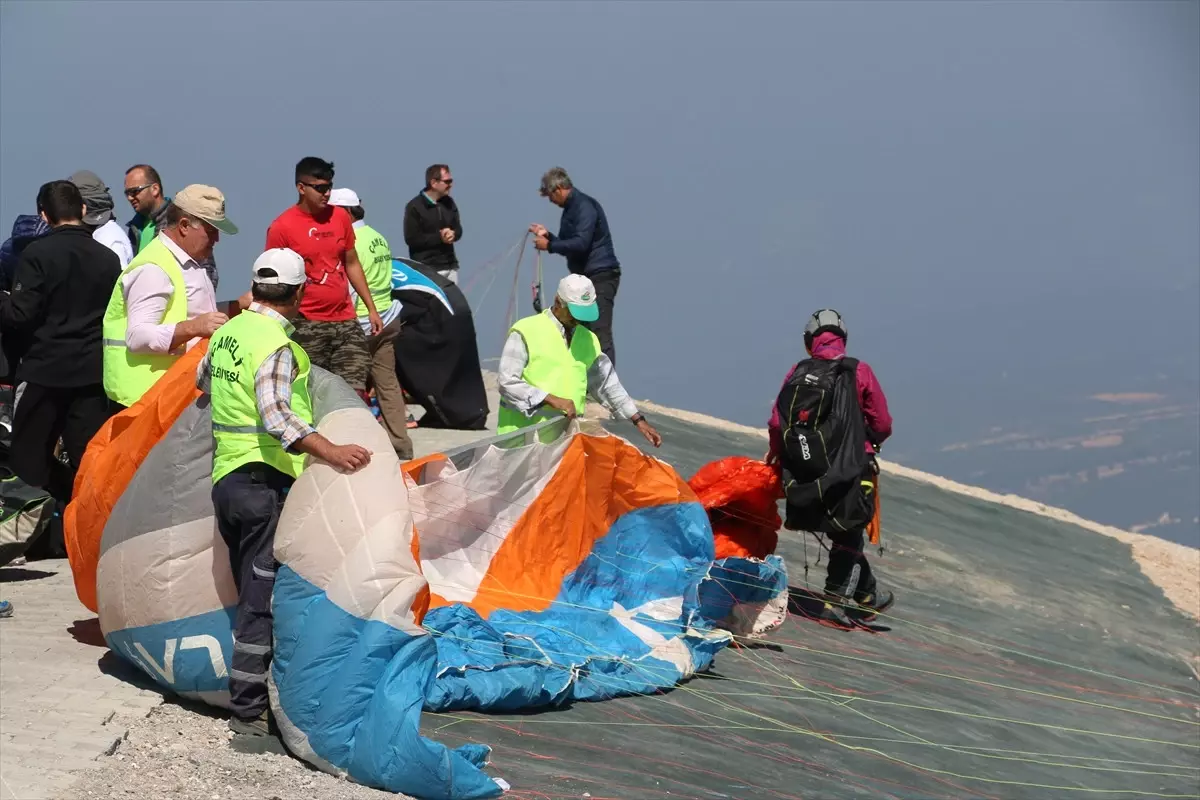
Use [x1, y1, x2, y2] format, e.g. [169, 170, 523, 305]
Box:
[776, 355, 884, 577]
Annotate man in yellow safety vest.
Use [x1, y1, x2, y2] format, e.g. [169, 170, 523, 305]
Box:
[497, 274, 661, 447]
[196, 247, 372, 738]
[102, 184, 239, 409]
[328, 187, 413, 458]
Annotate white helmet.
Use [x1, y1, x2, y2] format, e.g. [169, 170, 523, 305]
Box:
[803, 308, 847, 349]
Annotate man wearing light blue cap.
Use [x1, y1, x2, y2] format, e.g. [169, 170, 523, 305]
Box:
[496, 274, 661, 447]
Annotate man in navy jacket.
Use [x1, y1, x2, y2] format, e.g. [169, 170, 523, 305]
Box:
[530, 167, 622, 365]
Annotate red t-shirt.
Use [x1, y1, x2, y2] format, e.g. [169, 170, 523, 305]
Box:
[265, 205, 357, 321]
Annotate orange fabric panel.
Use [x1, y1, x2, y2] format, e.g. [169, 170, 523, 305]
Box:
[401, 453, 448, 483]
[688, 457, 782, 560]
[866, 474, 882, 546]
[451, 435, 694, 618]
[64, 344, 209, 612]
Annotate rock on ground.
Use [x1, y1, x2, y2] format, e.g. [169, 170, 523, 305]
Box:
[62, 702, 408, 800]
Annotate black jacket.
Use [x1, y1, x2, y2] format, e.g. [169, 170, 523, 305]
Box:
[547, 189, 620, 276]
[0, 225, 121, 388]
[403, 192, 462, 270]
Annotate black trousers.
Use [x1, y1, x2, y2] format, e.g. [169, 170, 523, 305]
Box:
[581, 270, 620, 366]
[212, 464, 294, 720]
[825, 529, 876, 602]
[11, 382, 113, 504]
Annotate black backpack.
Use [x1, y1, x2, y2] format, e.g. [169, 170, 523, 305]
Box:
[775, 356, 875, 534]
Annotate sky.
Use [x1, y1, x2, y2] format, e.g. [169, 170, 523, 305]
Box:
[2, 1, 1197, 484]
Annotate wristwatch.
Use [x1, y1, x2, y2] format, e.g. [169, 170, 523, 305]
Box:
[630, 413, 646, 426]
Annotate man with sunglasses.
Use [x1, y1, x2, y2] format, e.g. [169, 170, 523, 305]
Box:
[403, 164, 462, 284]
[102, 184, 238, 410]
[124, 164, 221, 292]
[266, 158, 382, 401]
[123, 164, 169, 254]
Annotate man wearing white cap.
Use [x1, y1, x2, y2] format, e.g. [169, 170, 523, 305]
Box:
[102, 183, 240, 409]
[328, 188, 412, 458]
[197, 248, 372, 739]
[497, 274, 661, 447]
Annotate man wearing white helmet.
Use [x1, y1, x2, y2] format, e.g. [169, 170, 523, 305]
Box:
[497, 274, 661, 447]
[767, 308, 894, 630]
[196, 248, 372, 739]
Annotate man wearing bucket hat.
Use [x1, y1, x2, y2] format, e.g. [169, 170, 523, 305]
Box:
[68, 170, 133, 268]
[497, 273, 661, 447]
[197, 248, 372, 739]
[102, 183, 239, 409]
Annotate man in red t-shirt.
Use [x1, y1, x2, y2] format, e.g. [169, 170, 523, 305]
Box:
[265, 157, 382, 396]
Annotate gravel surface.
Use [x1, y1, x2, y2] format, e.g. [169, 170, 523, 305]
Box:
[63, 702, 410, 800]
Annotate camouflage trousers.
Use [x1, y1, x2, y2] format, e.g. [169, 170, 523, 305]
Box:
[291, 318, 370, 392]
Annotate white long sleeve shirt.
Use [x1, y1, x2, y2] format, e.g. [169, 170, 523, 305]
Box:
[497, 310, 638, 419]
[121, 232, 217, 354]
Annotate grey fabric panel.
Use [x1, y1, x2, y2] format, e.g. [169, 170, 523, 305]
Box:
[308, 366, 362, 419]
[98, 366, 356, 556]
[100, 398, 216, 555]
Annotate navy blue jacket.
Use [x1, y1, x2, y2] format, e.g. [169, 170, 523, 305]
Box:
[0, 214, 50, 291]
[547, 189, 620, 275]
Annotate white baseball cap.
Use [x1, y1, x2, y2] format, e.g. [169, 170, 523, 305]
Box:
[328, 187, 361, 207]
[556, 274, 599, 322]
[252, 248, 307, 286]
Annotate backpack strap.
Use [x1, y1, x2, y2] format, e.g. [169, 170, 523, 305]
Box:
[840, 356, 859, 376]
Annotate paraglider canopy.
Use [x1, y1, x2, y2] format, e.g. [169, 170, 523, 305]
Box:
[689, 456, 782, 560]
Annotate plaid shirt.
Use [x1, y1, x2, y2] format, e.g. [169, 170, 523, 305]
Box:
[196, 303, 317, 452]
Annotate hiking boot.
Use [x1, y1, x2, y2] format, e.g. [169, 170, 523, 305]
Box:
[816, 601, 855, 630]
[229, 711, 271, 737]
[853, 589, 895, 621]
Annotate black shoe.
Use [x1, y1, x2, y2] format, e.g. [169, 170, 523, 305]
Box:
[816, 601, 855, 630]
[229, 711, 271, 737]
[853, 589, 895, 621]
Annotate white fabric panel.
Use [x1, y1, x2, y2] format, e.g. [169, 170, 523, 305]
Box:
[409, 435, 572, 604]
[275, 407, 426, 635]
[97, 516, 236, 634]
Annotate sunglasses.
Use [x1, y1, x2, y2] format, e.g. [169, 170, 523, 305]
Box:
[301, 181, 333, 194]
[124, 184, 153, 198]
[438, 177, 454, 186]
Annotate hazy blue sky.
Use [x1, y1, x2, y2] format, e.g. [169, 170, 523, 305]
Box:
[2, 0, 1197, 450]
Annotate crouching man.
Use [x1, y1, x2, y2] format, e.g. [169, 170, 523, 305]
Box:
[497, 274, 661, 448]
[196, 248, 372, 736]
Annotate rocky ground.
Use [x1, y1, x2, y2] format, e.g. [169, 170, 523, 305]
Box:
[63, 702, 408, 800]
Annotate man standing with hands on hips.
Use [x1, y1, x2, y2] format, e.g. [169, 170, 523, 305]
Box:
[497, 274, 660, 448]
[197, 247, 372, 738]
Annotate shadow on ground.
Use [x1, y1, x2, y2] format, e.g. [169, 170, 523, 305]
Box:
[98, 650, 167, 694]
[0, 567, 57, 583]
[68, 617, 107, 648]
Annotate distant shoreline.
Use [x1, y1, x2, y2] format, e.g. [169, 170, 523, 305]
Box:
[631, 398, 1200, 622]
